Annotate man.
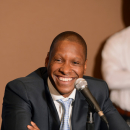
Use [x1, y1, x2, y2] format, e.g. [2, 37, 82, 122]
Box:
[102, 26, 130, 126]
[1, 31, 129, 130]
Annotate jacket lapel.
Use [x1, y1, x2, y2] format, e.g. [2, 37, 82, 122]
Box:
[42, 72, 60, 130]
[71, 90, 88, 130]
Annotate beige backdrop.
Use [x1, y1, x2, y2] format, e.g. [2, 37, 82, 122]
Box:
[0, 0, 129, 126]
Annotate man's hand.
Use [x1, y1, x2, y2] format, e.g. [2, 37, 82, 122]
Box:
[27, 121, 40, 130]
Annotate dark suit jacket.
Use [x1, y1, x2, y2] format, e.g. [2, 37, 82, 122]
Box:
[1, 67, 129, 130]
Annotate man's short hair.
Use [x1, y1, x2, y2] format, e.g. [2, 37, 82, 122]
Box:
[49, 31, 87, 59]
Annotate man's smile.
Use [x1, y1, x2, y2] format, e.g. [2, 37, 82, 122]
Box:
[54, 75, 76, 87]
[59, 77, 73, 81]
[55, 75, 76, 82]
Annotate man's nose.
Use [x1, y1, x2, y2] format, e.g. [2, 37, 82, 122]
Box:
[59, 62, 72, 74]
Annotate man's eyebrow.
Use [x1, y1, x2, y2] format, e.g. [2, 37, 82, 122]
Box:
[52, 53, 83, 60]
[53, 53, 62, 57]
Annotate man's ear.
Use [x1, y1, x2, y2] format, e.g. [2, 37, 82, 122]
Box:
[84, 59, 87, 74]
[45, 52, 49, 67]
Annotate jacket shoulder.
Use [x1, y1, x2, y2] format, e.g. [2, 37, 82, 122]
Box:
[83, 75, 109, 99]
[8, 67, 47, 84]
[6, 67, 48, 92]
[83, 75, 107, 84]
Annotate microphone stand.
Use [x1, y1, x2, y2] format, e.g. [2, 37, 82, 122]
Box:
[86, 105, 94, 130]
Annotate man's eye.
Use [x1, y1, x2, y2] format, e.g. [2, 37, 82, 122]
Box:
[55, 59, 62, 62]
[73, 62, 79, 64]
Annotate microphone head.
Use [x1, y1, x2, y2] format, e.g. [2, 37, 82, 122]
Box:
[75, 78, 88, 90]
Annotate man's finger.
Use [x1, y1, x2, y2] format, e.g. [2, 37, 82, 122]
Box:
[31, 121, 39, 129]
[27, 122, 40, 130]
[27, 125, 33, 130]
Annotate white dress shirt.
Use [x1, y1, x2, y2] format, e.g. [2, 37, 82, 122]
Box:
[102, 26, 130, 111]
[48, 78, 76, 130]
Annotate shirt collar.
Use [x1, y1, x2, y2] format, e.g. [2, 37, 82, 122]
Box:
[48, 78, 76, 101]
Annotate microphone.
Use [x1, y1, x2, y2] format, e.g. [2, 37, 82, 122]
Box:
[75, 78, 109, 127]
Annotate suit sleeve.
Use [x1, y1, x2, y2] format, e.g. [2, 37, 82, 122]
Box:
[1, 79, 32, 130]
[100, 82, 130, 130]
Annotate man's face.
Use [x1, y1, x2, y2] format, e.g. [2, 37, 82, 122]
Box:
[46, 40, 87, 97]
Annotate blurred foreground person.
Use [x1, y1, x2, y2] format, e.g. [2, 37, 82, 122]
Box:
[102, 27, 130, 127]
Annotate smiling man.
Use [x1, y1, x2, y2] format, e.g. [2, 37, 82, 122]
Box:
[1, 31, 129, 130]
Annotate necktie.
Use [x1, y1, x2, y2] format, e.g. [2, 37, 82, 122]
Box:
[57, 98, 73, 130]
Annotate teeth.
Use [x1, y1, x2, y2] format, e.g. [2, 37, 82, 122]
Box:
[59, 77, 73, 81]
